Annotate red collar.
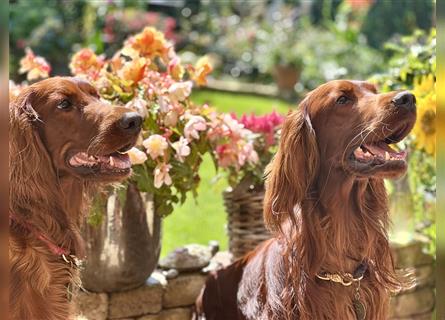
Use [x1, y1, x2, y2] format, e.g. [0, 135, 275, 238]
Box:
[9, 212, 70, 256]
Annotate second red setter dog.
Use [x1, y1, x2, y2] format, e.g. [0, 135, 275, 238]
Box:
[10, 77, 142, 319]
[196, 80, 416, 320]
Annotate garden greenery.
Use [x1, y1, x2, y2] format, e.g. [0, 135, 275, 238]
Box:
[372, 29, 436, 254]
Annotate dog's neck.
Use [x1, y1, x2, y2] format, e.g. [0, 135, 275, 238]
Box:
[308, 168, 390, 273]
[11, 170, 87, 257]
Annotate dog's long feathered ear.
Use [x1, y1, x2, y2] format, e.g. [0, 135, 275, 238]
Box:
[9, 87, 56, 207]
[263, 99, 319, 233]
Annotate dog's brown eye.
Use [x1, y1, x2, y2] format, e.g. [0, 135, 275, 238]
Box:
[58, 99, 72, 110]
[336, 95, 350, 105]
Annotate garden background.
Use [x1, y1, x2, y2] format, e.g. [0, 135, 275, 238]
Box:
[9, 0, 436, 259]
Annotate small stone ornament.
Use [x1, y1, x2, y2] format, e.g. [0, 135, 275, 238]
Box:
[159, 243, 216, 272]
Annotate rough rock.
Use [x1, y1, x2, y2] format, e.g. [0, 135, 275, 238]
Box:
[163, 273, 208, 308]
[74, 291, 108, 320]
[138, 308, 192, 320]
[391, 240, 434, 268]
[390, 312, 434, 320]
[108, 276, 163, 318]
[390, 287, 435, 318]
[202, 251, 233, 273]
[396, 264, 434, 294]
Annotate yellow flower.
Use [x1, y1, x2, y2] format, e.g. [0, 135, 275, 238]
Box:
[19, 48, 51, 81]
[411, 75, 436, 156]
[123, 27, 169, 62]
[168, 56, 185, 80]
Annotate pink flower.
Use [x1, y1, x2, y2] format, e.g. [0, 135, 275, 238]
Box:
[184, 116, 207, 140]
[143, 134, 169, 159]
[128, 147, 148, 165]
[154, 163, 172, 188]
[19, 48, 51, 80]
[171, 137, 191, 162]
[215, 144, 238, 169]
[239, 141, 259, 166]
[69, 48, 104, 80]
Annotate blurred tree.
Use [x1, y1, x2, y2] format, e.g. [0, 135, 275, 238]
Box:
[310, 0, 343, 25]
[9, 0, 89, 79]
[361, 0, 434, 48]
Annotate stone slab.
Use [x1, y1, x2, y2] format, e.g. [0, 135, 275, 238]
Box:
[163, 273, 207, 308]
[109, 277, 163, 319]
[138, 307, 192, 320]
[390, 287, 435, 318]
[74, 291, 108, 320]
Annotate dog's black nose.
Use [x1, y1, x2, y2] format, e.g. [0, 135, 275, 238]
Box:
[118, 112, 142, 133]
[392, 91, 416, 111]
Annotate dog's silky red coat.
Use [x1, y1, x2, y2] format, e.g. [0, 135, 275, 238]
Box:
[10, 77, 142, 319]
[196, 80, 416, 320]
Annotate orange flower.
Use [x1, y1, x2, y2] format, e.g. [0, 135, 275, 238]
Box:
[69, 48, 105, 80]
[118, 56, 149, 84]
[123, 27, 169, 62]
[19, 48, 51, 81]
[188, 56, 213, 86]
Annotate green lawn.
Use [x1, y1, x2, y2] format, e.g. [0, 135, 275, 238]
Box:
[160, 90, 292, 257]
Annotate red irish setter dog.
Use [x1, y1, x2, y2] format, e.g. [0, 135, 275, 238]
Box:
[9, 77, 142, 319]
[196, 80, 416, 320]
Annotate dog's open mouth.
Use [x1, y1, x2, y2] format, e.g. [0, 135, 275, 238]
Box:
[347, 122, 413, 177]
[352, 142, 406, 164]
[67, 144, 133, 177]
[69, 151, 130, 171]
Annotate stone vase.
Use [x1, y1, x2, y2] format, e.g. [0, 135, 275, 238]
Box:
[273, 64, 301, 97]
[81, 183, 162, 292]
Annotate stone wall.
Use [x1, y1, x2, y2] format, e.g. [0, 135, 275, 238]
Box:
[75, 270, 206, 320]
[75, 242, 434, 320]
[390, 241, 435, 320]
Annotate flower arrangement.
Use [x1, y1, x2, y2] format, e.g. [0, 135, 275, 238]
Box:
[10, 27, 259, 217]
[214, 111, 285, 187]
[371, 28, 436, 254]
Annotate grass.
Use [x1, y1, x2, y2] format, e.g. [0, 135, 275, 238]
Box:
[160, 89, 292, 257]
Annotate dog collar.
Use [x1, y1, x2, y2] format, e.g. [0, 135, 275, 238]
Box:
[316, 262, 368, 287]
[9, 211, 70, 257]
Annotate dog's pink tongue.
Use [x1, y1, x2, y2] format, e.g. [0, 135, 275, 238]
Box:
[109, 153, 131, 169]
[364, 142, 406, 160]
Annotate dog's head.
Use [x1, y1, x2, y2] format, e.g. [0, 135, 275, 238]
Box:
[10, 76, 142, 183]
[302, 80, 416, 179]
[264, 80, 416, 229]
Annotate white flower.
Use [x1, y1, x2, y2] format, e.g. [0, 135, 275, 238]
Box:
[184, 115, 207, 141]
[154, 163, 172, 188]
[127, 147, 148, 165]
[125, 98, 148, 118]
[171, 137, 191, 162]
[168, 81, 193, 102]
[143, 134, 169, 160]
[158, 95, 171, 113]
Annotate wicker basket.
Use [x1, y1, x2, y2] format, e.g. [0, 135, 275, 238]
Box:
[223, 180, 272, 259]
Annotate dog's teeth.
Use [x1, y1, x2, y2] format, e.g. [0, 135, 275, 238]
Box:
[109, 156, 115, 166]
[385, 151, 390, 160]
